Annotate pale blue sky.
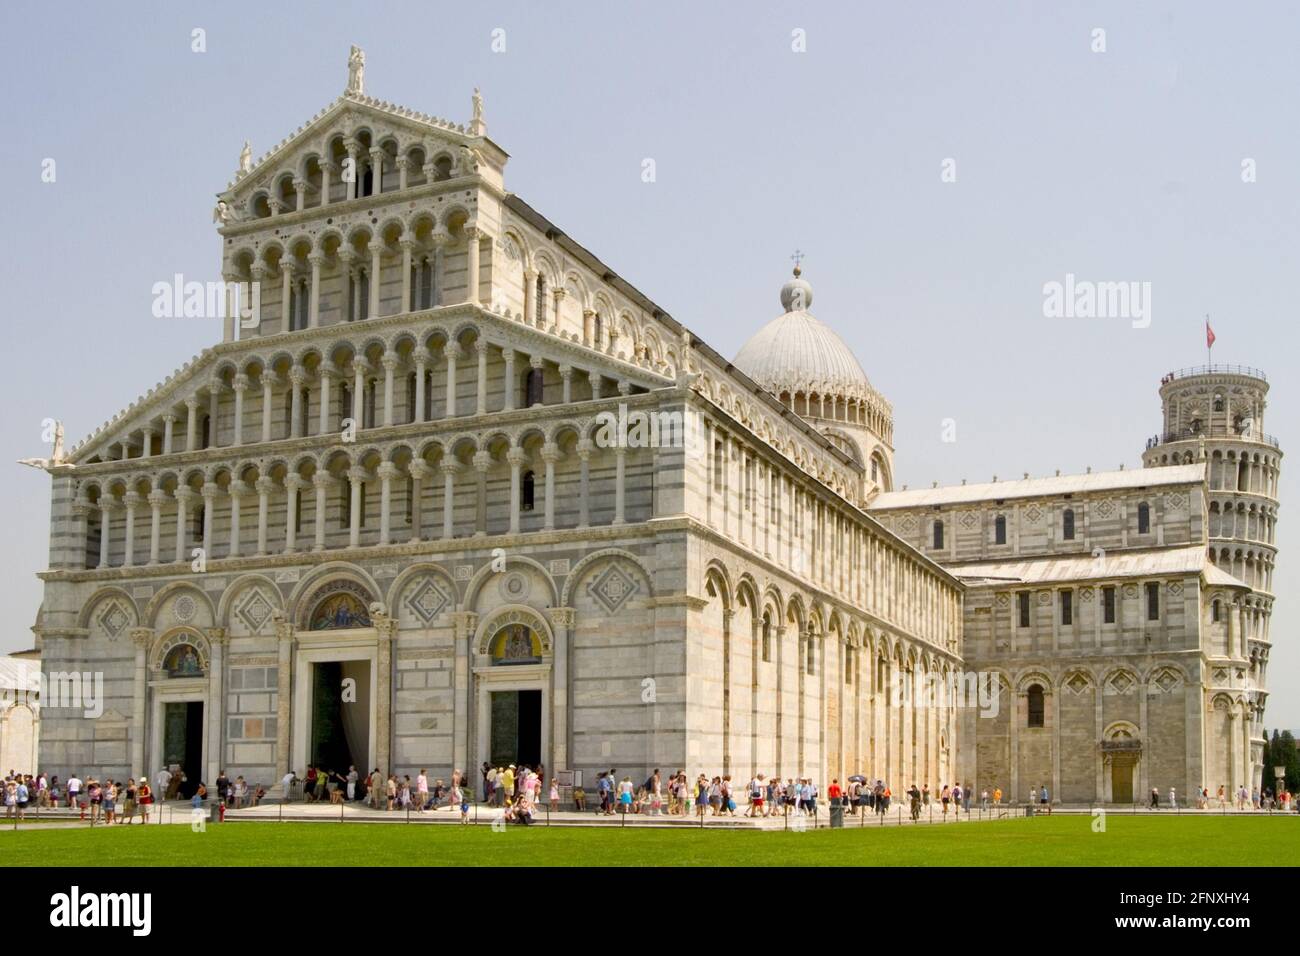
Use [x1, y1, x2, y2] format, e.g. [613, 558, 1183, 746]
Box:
[2, 1, 1296, 723]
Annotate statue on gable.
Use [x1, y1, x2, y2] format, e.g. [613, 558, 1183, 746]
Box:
[347, 45, 366, 95]
[212, 199, 233, 224]
[470, 87, 485, 135]
[17, 420, 69, 471]
[238, 140, 252, 176]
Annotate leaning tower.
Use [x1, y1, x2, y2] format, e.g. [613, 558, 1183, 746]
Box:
[1142, 365, 1281, 793]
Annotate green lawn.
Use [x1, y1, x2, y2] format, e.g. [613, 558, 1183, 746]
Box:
[1, 815, 1295, 866]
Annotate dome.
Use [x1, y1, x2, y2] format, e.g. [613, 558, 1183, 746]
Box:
[733, 267, 876, 405]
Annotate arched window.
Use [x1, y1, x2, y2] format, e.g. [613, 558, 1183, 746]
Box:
[339, 384, 352, 424]
[525, 368, 544, 407]
[761, 613, 772, 663]
[592, 312, 603, 347]
[406, 372, 417, 423]
[933, 520, 944, 550]
[193, 504, 204, 542]
[1213, 393, 1224, 412]
[199, 415, 210, 449]
[536, 274, 547, 325]
[1137, 502, 1150, 534]
[1062, 508, 1075, 540]
[361, 165, 374, 197]
[521, 470, 535, 511]
[1212, 599, 1221, 623]
[995, 514, 1007, 545]
[1027, 684, 1045, 728]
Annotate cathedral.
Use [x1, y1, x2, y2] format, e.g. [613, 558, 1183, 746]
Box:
[27, 51, 1280, 803]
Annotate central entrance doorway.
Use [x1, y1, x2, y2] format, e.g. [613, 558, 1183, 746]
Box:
[1111, 757, 1136, 804]
[163, 701, 203, 798]
[309, 660, 371, 776]
[490, 690, 541, 768]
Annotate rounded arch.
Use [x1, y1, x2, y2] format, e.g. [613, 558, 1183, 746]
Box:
[217, 572, 286, 629]
[149, 625, 211, 674]
[289, 562, 384, 627]
[463, 553, 559, 609]
[386, 561, 460, 621]
[473, 603, 556, 656]
[78, 587, 140, 630]
[143, 581, 216, 629]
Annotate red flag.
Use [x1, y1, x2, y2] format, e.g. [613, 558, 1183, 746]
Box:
[1206, 320, 1216, 349]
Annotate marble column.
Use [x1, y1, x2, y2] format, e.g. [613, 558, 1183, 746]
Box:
[284, 476, 304, 553]
[475, 339, 489, 415]
[613, 447, 627, 525]
[577, 440, 593, 528]
[551, 608, 575, 770]
[255, 476, 274, 556]
[206, 628, 227, 785]
[227, 481, 247, 557]
[374, 613, 396, 774]
[464, 225, 481, 305]
[472, 451, 490, 536]
[147, 490, 167, 565]
[185, 397, 199, 451]
[232, 374, 248, 447]
[369, 240, 383, 318]
[444, 343, 461, 418]
[122, 491, 140, 567]
[275, 619, 295, 785]
[507, 447, 525, 534]
[441, 460, 461, 539]
[407, 461, 430, 542]
[289, 366, 307, 438]
[377, 462, 397, 545]
[174, 489, 194, 562]
[129, 628, 152, 779]
[200, 485, 218, 558]
[414, 356, 427, 423]
[312, 474, 333, 551]
[308, 252, 325, 328]
[260, 373, 275, 443]
[318, 365, 335, 435]
[348, 467, 366, 548]
[541, 443, 559, 531]
[503, 349, 516, 411]
[382, 352, 398, 426]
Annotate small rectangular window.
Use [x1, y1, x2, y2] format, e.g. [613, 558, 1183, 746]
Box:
[1147, 582, 1160, 621]
[1018, 592, 1031, 628]
[1061, 590, 1073, 626]
[1103, 586, 1116, 624]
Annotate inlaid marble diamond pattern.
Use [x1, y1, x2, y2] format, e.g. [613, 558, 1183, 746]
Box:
[98, 602, 128, 640]
[1096, 500, 1114, 518]
[1153, 670, 1180, 693]
[589, 564, 640, 615]
[1169, 582, 1183, 597]
[1107, 672, 1135, 695]
[404, 577, 451, 625]
[236, 589, 274, 633]
[1167, 493, 1186, 511]
[959, 512, 977, 530]
[1066, 673, 1091, 696]
[1024, 505, 1042, 523]
[899, 515, 917, 534]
